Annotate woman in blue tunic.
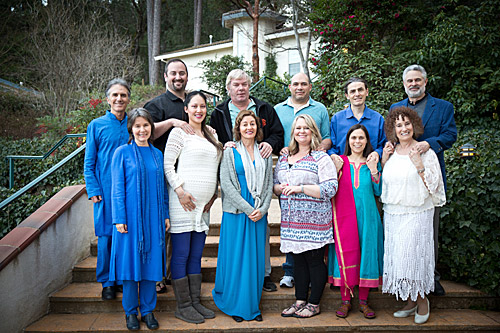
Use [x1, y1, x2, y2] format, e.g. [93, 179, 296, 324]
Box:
[328, 124, 383, 319]
[110, 108, 169, 331]
[212, 110, 274, 322]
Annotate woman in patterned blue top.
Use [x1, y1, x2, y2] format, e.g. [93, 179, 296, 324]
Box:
[274, 114, 338, 318]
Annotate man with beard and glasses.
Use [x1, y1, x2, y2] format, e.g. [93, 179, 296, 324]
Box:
[144, 58, 194, 294]
[388, 64, 457, 297]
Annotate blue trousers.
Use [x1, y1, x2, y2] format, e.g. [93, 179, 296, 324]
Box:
[170, 231, 206, 280]
[97, 235, 115, 288]
[283, 252, 295, 277]
[122, 280, 156, 316]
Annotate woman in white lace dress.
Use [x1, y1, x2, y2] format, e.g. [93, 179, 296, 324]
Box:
[164, 91, 222, 324]
[381, 107, 445, 324]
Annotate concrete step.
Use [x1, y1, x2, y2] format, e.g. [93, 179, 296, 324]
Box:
[25, 309, 500, 332]
[73, 256, 286, 283]
[50, 281, 500, 315]
[90, 233, 283, 257]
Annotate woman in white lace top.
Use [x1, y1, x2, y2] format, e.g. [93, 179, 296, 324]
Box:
[164, 91, 222, 324]
[381, 107, 445, 325]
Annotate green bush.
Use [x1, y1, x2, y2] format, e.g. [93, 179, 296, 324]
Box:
[199, 55, 251, 97]
[440, 125, 500, 296]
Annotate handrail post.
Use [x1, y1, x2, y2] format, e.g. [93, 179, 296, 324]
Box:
[8, 158, 14, 189]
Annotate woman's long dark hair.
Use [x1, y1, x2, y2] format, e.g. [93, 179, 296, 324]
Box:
[184, 91, 223, 155]
[344, 124, 374, 157]
[127, 108, 155, 144]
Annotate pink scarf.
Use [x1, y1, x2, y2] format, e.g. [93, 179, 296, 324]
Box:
[332, 155, 361, 297]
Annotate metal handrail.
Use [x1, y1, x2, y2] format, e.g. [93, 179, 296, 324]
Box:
[199, 89, 220, 107]
[0, 143, 86, 211]
[250, 76, 288, 94]
[5, 133, 86, 189]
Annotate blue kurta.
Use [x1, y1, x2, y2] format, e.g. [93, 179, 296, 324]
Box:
[212, 150, 266, 320]
[328, 162, 384, 287]
[84, 111, 129, 236]
[109, 144, 168, 282]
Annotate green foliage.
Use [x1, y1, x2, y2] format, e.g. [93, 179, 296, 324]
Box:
[417, 0, 500, 127]
[250, 77, 289, 107]
[311, 41, 416, 116]
[199, 55, 251, 97]
[264, 53, 278, 78]
[440, 124, 500, 296]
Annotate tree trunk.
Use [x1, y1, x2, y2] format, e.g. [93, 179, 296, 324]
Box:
[152, 0, 161, 85]
[291, 0, 311, 78]
[193, 0, 202, 46]
[250, 0, 260, 83]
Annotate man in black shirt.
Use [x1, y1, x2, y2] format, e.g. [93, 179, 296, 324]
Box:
[145, 58, 195, 153]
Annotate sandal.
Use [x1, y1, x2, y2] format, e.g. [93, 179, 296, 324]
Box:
[281, 302, 306, 317]
[293, 303, 320, 318]
[336, 300, 351, 318]
[156, 281, 167, 294]
[359, 301, 376, 319]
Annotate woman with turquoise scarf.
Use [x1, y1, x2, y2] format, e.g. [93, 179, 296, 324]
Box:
[328, 124, 383, 319]
[110, 108, 169, 331]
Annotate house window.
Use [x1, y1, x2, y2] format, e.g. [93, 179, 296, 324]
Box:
[288, 49, 301, 76]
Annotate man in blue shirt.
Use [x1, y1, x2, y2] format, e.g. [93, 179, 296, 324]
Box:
[327, 78, 386, 165]
[274, 72, 332, 289]
[84, 78, 130, 300]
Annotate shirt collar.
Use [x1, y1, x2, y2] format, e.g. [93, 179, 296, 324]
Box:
[346, 105, 371, 120]
[230, 98, 255, 110]
[285, 97, 312, 114]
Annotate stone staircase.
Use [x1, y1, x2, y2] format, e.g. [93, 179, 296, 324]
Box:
[25, 198, 500, 332]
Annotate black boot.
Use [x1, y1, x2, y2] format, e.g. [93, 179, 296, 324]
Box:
[141, 313, 159, 330]
[188, 273, 215, 319]
[172, 276, 205, 323]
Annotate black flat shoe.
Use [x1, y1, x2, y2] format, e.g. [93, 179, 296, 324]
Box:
[126, 314, 139, 331]
[115, 285, 123, 293]
[102, 286, 116, 300]
[141, 313, 159, 330]
[232, 315, 244, 322]
[254, 314, 263, 321]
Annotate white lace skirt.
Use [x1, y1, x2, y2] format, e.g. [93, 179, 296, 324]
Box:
[382, 208, 435, 301]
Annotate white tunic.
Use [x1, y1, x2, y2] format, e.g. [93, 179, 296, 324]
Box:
[164, 128, 221, 234]
[381, 149, 445, 301]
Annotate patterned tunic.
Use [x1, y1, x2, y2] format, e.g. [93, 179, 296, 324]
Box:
[274, 150, 338, 254]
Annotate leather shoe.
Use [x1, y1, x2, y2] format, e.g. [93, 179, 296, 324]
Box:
[141, 313, 159, 330]
[125, 314, 139, 331]
[102, 286, 116, 300]
[254, 314, 263, 321]
[232, 315, 244, 322]
[115, 284, 123, 293]
[393, 304, 417, 318]
[432, 280, 446, 296]
[415, 298, 430, 324]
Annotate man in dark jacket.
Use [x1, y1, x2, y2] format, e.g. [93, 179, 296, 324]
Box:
[389, 64, 457, 297]
[210, 69, 284, 292]
[210, 69, 284, 158]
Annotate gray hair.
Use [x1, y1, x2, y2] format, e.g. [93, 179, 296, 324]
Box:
[402, 65, 427, 82]
[226, 69, 251, 93]
[105, 78, 131, 97]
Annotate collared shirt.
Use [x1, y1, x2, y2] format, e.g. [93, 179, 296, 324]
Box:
[228, 99, 256, 126]
[144, 89, 186, 153]
[274, 97, 330, 146]
[327, 105, 386, 157]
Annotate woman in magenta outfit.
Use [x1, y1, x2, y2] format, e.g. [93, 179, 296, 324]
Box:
[110, 108, 169, 331]
[328, 124, 383, 319]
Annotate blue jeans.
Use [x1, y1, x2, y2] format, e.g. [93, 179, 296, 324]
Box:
[170, 231, 206, 280]
[283, 252, 294, 277]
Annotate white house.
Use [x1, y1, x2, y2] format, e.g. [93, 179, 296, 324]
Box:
[154, 9, 318, 94]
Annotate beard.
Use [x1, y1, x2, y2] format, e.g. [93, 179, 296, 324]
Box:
[405, 85, 425, 99]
